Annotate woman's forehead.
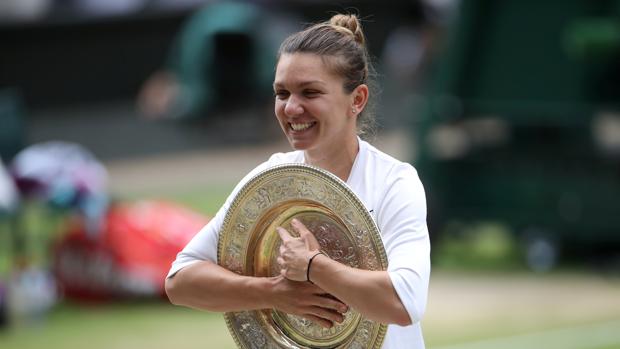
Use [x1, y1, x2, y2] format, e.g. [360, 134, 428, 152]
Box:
[274, 53, 339, 87]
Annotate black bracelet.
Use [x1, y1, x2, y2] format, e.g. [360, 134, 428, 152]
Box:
[307, 251, 325, 284]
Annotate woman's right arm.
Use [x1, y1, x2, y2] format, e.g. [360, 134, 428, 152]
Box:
[165, 260, 270, 311]
[165, 260, 348, 328]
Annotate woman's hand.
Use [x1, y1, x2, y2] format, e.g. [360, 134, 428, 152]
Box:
[277, 218, 322, 282]
[275, 219, 350, 328]
[268, 275, 348, 328]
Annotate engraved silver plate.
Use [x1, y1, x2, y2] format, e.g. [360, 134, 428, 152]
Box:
[217, 163, 388, 349]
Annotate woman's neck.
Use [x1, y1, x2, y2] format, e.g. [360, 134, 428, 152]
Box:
[304, 137, 359, 182]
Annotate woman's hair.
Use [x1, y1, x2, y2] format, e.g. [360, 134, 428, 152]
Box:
[277, 14, 377, 138]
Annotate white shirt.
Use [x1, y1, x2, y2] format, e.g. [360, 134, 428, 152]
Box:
[168, 139, 431, 349]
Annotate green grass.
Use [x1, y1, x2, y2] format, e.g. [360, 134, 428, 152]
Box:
[425, 318, 620, 349]
[122, 183, 236, 217]
[0, 301, 236, 349]
[1, 272, 619, 349]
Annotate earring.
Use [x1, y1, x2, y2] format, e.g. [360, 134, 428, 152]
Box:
[352, 107, 357, 114]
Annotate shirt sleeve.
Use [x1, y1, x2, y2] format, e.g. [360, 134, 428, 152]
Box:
[378, 164, 431, 325]
[166, 158, 277, 278]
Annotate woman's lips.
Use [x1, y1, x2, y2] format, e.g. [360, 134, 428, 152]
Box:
[289, 122, 316, 131]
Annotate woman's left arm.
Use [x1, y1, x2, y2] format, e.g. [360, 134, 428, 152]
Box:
[277, 169, 430, 326]
[278, 220, 412, 326]
[305, 242, 412, 326]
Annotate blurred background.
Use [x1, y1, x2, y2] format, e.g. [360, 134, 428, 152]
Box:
[1, 0, 619, 348]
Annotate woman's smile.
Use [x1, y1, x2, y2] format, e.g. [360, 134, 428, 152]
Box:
[286, 120, 318, 147]
[290, 122, 316, 132]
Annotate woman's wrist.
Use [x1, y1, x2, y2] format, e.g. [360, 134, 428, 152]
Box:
[306, 251, 326, 283]
[252, 276, 280, 309]
[307, 252, 330, 285]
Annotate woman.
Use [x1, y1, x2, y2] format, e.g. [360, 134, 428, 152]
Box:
[165, 14, 431, 349]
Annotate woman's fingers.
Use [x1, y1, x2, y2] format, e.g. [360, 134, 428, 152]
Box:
[292, 218, 321, 251]
[313, 294, 349, 314]
[305, 284, 349, 314]
[292, 218, 311, 238]
[277, 221, 328, 282]
[276, 227, 292, 242]
[271, 277, 348, 328]
[307, 305, 345, 324]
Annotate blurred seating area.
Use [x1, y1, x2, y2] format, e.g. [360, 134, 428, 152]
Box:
[0, 0, 448, 158]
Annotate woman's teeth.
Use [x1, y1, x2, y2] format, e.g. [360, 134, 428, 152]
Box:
[290, 122, 313, 131]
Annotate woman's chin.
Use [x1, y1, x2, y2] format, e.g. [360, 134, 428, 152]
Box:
[286, 133, 314, 150]
[288, 141, 309, 150]
[286, 137, 314, 151]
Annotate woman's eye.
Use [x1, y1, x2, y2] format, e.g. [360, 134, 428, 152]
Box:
[304, 90, 321, 97]
[274, 91, 289, 99]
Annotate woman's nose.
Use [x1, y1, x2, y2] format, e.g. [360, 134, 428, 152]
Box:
[284, 95, 303, 116]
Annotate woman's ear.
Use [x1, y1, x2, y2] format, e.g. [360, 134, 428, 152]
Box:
[351, 84, 369, 116]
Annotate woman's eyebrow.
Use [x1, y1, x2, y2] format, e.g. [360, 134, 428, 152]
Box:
[299, 80, 326, 87]
[273, 80, 326, 89]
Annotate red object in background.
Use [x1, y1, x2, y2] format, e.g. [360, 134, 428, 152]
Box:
[54, 200, 209, 301]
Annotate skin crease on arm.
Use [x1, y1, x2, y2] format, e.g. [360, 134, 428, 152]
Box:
[164, 259, 349, 329]
[277, 219, 412, 327]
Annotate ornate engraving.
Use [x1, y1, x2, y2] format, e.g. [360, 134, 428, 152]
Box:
[225, 254, 243, 274]
[235, 311, 273, 349]
[277, 308, 358, 340]
[271, 177, 294, 201]
[302, 218, 358, 268]
[255, 188, 272, 210]
[349, 319, 374, 349]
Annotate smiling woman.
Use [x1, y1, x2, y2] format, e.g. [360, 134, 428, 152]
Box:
[164, 13, 430, 349]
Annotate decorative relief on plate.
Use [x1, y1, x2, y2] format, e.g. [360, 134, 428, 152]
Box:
[304, 218, 358, 268]
[234, 311, 284, 349]
[218, 164, 388, 349]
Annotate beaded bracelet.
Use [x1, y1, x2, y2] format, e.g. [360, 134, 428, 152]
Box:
[306, 251, 326, 284]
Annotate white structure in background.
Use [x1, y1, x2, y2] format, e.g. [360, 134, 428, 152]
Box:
[7, 265, 58, 326]
[0, 0, 52, 22]
[11, 141, 109, 235]
[0, 157, 18, 213]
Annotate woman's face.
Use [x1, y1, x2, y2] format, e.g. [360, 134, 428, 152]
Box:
[273, 53, 358, 153]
